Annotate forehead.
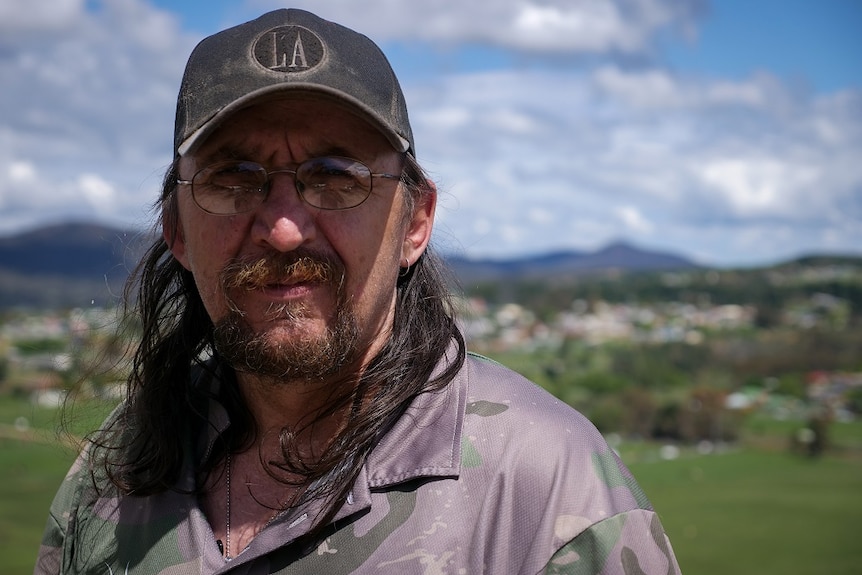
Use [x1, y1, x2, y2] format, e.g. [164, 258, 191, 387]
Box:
[189, 97, 396, 165]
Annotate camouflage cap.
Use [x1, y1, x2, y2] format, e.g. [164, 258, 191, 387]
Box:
[174, 9, 414, 156]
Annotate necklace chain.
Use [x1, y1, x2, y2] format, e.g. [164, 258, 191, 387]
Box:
[225, 451, 232, 560]
[222, 450, 293, 561]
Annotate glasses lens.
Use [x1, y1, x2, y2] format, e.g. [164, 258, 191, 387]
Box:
[193, 161, 266, 214]
[297, 157, 372, 210]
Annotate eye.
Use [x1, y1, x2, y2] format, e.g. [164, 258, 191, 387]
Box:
[297, 157, 372, 209]
[204, 161, 265, 191]
[191, 161, 268, 215]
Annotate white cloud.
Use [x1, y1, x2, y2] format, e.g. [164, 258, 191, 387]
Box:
[617, 205, 654, 234]
[8, 161, 36, 183]
[594, 67, 682, 108]
[0, 0, 198, 232]
[0, 0, 859, 267]
[257, 0, 703, 54]
[79, 173, 116, 207]
[411, 65, 862, 263]
[510, 2, 642, 52]
[0, 0, 83, 34]
[528, 208, 555, 225]
[698, 158, 821, 218]
[592, 66, 784, 110]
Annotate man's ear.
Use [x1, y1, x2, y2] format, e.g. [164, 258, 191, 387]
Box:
[402, 179, 437, 265]
[162, 206, 191, 271]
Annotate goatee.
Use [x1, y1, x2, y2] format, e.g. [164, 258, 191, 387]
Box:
[212, 250, 360, 382]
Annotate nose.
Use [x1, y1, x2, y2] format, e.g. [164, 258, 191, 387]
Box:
[250, 172, 316, 252]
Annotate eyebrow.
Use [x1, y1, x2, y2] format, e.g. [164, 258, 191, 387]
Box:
[196, 139, 371, 166]
[197, 143, 260, 166]
[307, 143, 360, 161]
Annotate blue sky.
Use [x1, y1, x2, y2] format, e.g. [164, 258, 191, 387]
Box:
[2, 0, 861, 265]
[662, 0, 861, 92]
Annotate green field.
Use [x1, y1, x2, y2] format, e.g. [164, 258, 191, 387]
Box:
[2, 438, 77, 574]
[2, 397, 861, 574]
[631, 449, 862, 574]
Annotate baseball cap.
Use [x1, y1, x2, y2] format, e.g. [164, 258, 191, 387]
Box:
[174, 9, 414, 157]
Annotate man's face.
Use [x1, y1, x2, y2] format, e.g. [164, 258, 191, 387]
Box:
[168, 98, 434, 381]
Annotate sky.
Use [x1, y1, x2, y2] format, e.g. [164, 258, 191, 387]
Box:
[1, 0, 861, 266]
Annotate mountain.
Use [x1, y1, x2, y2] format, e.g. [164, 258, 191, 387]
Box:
[447, 241, 698, 284]
[0, 222, 152, 309]
[0, 222, 696, 309]
[0, 222, 148, 279]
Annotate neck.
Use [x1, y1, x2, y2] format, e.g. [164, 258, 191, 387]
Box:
[234, 369, 361, 458]
[208, 372, 358, 559]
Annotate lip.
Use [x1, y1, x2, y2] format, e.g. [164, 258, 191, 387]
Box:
[258, 280, 320, 299]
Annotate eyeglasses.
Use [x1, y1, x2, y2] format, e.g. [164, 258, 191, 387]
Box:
[176, 156, 402, 215]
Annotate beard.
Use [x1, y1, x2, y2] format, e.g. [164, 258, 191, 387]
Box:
[211, 249, 361, 383]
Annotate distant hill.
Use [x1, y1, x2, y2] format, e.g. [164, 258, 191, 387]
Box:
[0, 222, 698, 309]
[4, 221, 857, 310]
[0, 222, 151, 309]
[447, 241, 698, 285]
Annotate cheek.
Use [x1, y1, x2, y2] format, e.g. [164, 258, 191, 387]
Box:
[179, 197, 246, 260]
[177, 210, 248, 316]
[329, 208, 405, 271]
[339, 217, 406, 308]
[184, 247, 227, 318]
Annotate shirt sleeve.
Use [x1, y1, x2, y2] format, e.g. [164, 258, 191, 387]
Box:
[542, 509, 681, 575]
[33, 452, 88, 575]
[33, 512, 64, 575]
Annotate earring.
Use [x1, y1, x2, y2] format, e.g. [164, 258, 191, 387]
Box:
[399, 257, 411, 279]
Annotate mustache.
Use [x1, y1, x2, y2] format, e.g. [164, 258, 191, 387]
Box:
[220, 249, 344, 292]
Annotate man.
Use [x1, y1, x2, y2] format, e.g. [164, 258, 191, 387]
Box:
[36, 9, 681, 575]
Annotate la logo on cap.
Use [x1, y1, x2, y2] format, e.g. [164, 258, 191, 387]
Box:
[253, 25, 324, 73]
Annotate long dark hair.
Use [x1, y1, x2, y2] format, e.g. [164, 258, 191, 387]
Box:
[89, 154, 466, 543]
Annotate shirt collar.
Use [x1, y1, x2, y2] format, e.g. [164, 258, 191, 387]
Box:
[363, 344, 466, 487]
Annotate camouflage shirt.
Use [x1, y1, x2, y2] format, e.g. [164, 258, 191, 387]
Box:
[35, 352, 681, 574]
